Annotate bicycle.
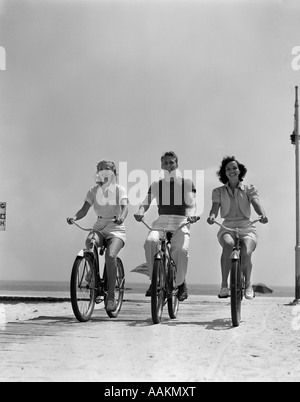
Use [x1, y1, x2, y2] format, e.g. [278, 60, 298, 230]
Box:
[138, 216, 200, 324]
[212, 217, 262, 327]
[68, 218, 125, 322]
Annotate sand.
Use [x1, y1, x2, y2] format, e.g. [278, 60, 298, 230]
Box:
[0, 294, 300, 382]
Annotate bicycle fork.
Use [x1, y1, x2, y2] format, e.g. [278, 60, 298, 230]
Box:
[230, 247, 245, 298]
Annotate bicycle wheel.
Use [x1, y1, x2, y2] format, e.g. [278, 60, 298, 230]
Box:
[230, 258, 242, 327]
[103, 258, 125, 318]
[151, 258, 166, 324]
[70, 254, 97, 322]
[167, 260, 179, 319]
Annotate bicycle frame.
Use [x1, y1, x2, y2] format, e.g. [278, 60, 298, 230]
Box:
[140, 217, 197, 265]
[213, 217, 262, 327]
[69, 218, 125, 321]
[139, 216, 200, 324]
[70, 219, 113, 291]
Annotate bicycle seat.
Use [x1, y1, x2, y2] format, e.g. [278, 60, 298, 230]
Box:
[166, 232, 173, 242]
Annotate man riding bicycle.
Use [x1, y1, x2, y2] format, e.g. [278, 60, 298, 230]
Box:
[134, 151, 198, 301]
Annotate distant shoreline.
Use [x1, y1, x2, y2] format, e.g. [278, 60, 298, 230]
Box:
[0, 280, 295, 298]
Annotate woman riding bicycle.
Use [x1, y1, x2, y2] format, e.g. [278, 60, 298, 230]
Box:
[207, 156, 268, 300]
[67, 160, 128, 312]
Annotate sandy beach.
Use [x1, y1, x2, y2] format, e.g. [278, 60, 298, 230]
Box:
[0, 294, 300, 383]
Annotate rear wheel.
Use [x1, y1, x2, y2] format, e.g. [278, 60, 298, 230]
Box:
[167, 260, 179, 319]
[104, 258, 125, 318]
[151, 258, 165, 324]
[70, 254, 97, 322]
[230, 259, 242, 327]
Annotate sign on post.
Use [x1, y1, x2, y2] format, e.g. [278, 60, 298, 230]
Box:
[0, 202, 6, 231]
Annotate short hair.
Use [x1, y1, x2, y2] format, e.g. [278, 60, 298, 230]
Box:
[161, 151, 178, 164]
[96, 160, 117, 176]
[217, 156, 247, 184]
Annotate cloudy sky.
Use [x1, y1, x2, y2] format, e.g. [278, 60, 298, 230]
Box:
[1, 0, 300, 289]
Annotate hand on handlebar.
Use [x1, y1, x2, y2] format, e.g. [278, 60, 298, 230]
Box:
[187, 216, 201, 224]
[259, 216, 268, 224]
[134, 213, 144, 222]
[207, 215, 216, 225]
[115, 217, 124, 225]
[66, 217, 75, 225]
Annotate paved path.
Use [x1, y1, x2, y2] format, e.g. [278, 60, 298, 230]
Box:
[0, 295, 300, 382]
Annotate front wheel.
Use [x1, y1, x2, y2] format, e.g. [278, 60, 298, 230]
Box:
[151, 258, 166, 324]
[70, 254, 97, 322]
[167, 261, 179, 319]
[230, 259, 242, 327]
[103, 257, 125, 318]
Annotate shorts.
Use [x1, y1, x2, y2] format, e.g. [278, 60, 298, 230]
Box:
[217, 219, 258, 248]
[92, 218, 126, 245]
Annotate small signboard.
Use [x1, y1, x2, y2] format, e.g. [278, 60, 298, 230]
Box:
[0, 202, 6, 231]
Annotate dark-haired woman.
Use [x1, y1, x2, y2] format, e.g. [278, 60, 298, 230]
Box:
[207, 156, 268, 299]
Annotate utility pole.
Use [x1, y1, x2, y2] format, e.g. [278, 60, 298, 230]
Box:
[291, 86, 300, 304]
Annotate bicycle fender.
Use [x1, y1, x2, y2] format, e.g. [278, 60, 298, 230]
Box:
[154, 252, 163, 260]
[230, 250, 240, 260]
[77, 249, 84, 257]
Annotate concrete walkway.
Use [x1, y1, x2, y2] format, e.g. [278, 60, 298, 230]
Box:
[0, 294, 299, 382]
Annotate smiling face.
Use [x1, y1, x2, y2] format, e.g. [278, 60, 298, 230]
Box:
[161, 155, 178, 173]
[225, 160, 240, 183]
[95, 161, 116, 185]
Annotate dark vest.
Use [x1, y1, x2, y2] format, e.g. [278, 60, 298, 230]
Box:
[158, 178, 193, 216]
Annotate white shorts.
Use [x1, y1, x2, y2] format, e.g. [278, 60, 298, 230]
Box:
[93, 218, 126, 245]
[217, 219, 258, 248]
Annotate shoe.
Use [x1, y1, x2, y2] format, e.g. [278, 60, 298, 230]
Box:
[145, 284, 152, 297]
[218, 287, 230, 299]
[177, 281, 188, 302]
[106, 298, 117, 312]
[245, 285, 255, 300]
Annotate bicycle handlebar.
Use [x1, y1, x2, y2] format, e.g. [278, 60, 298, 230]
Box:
[67, 218, 117, 232]
[139, 216, 200, 233]
[213, 217, 263, 233]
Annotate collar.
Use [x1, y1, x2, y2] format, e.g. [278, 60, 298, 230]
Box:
[162, 169, 183, 182]
[98, 183, 117, 193]
[225, 182, 245, 191]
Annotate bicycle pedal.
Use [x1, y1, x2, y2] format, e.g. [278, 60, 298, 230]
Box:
[95, 296, 103, 304]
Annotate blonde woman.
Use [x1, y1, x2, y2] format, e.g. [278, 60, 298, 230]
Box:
[67, 160, 128, 312]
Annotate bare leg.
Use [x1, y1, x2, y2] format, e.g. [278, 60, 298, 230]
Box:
[241, 238, 256, 288]
[220, 234, 235, 288]
[105, 237, 124, 299]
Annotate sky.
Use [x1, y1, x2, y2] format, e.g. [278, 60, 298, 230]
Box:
[0, 0, 300, 289]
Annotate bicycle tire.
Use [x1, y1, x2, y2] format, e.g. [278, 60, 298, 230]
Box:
[151, 258, 165, 324]
[70, 254, 97, 322]
[103, 258, 125, 318]
[167, 260, 179, 319]
[230, 258, 242, 327]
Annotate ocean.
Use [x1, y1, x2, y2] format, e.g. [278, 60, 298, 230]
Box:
[0, 280, 295, 298]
